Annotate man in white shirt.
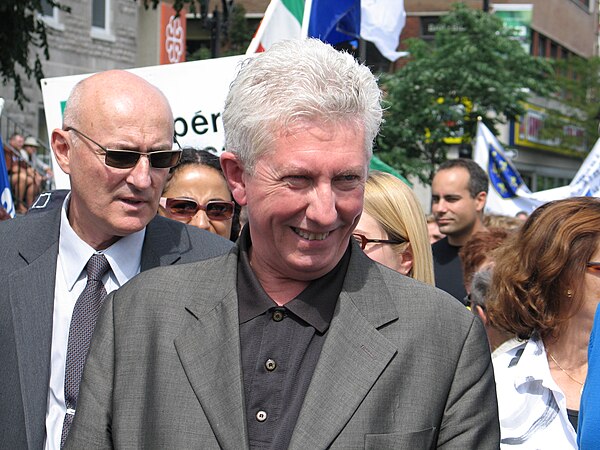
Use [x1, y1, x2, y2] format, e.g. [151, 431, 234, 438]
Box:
[23, 136, 54, 181]
[0, 70, 233, 449]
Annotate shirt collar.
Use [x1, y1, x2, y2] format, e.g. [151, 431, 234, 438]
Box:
[59, 193, 146, 290]
[236, 224, 350, 334]
[513, 334, 560, 392]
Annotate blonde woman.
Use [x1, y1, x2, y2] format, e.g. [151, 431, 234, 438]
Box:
[354, 170, 435, 285]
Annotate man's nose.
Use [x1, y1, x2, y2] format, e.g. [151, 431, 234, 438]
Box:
[126, 156, 152, 189]
[305, 184, 337, 225]
[433, 199, 448, 213]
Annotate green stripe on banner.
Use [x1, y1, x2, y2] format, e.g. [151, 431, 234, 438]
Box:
[282, 0, 305, 24]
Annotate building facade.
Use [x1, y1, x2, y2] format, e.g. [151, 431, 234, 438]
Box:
[0, 0, 184, 147]
[2, 0, 597, 195]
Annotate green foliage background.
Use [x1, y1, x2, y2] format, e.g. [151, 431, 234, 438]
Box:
[376, 3, 555, 183]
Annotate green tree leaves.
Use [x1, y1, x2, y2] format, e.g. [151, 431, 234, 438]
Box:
[376, 3, 554, 183]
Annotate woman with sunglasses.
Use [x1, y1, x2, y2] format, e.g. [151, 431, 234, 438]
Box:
[158, 148, 239, 241]
[353, 170, 434, 285]
[487, 197, 600, 449]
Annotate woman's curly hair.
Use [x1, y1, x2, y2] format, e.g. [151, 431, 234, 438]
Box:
[487, 197, 600, 341]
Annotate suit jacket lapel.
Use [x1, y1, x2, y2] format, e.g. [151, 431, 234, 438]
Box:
[174, 253, 249, 450]
[140, 216, 185, 270]
[289, 250, 399, 450]
[9, 209, 61, 449]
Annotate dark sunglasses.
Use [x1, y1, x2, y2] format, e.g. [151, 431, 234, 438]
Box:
[159, 197, 235, 221]
[65, 126, 181, 169]
[352, 233, 407, 250]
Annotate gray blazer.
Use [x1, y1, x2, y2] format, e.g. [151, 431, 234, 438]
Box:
[0, 205, 233, 449]
[66, 244, 500, 449]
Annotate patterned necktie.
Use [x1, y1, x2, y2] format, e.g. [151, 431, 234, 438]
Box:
[60, 253, 111, 447]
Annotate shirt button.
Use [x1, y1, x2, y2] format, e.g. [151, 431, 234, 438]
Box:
[272, 310, 284, 322]
[256, 410, 267, 422]
[265, 359, 277, 371]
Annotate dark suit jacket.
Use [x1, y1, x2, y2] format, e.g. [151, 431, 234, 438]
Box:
[66, 244, 500, 449]
[0, 205, 233, 449]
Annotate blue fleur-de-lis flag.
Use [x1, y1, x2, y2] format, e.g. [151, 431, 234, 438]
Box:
[0, 134, 16, 217]
[487, 141, 525, 199]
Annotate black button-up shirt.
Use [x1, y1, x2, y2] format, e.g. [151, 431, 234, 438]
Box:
[237, 226, 350, 450]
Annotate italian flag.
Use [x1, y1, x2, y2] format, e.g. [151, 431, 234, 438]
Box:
[246, 0, 407, 61]
[246, 0, 309, 54]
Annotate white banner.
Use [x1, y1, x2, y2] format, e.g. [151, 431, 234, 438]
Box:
[566, 137, 600, 197]
[41, 55, 248, 189]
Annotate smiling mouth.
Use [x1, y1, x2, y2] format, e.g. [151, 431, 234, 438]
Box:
[293, 227, 329, 241]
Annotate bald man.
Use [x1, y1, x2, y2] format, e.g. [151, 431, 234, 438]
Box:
[0, 70, 233, 449]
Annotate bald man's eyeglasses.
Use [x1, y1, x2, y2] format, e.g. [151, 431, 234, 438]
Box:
[65, 126, 181, 169]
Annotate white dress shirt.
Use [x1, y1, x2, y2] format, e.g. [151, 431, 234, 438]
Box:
[493, 334, 578, 449]
[44, 195, 145, 450]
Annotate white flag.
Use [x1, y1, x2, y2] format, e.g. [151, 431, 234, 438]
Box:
[360, 0, 408, 61]
[566, 137, 600, 197]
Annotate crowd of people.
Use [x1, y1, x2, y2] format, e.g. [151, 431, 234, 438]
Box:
[1, 38, 599, 448]
[3, 132, 54, 214]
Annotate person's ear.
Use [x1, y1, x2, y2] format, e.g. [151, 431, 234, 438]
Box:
[398, 243, 414, 276]
[51, 129, 72, 175]
[220, 152, 248, 206]
[475, 191, 487, 213]
[474, 305, 488, 325]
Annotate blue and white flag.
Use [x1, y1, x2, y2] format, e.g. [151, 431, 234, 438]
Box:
[0, 134, 16, 218]
[247, 0, 408, 61]
[565, 137, 600, 197]
[474, 121, 544, 216]
[475, 121, 600, 216]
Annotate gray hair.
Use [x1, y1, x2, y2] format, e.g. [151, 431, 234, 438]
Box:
[470, 269, 493, 309]
[223, 38, 383, 172]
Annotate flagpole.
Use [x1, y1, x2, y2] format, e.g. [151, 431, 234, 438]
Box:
[300, 0, 312, 38]
[246, 0, 281, 54]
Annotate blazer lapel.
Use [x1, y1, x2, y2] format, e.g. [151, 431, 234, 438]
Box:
[10, 241, 59, 449]
[289, 250, 399, 450]
[174, 256, 248, 450]
[140, 216, 184, 270]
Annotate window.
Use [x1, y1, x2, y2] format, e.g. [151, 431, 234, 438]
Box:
[571, 0, 590, 9]
[40, 0, 64, 30]
[90, 0, 114, 41]
[41, 0, 54, 17]
[537, 35, 546, 57]
[92, 0, 107, 29]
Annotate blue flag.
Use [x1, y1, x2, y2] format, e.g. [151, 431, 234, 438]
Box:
[0, 134, 15, 217]
[487, 142, 525, 199]
[308, 0, 360, 45]
[474, 121, 543, 216]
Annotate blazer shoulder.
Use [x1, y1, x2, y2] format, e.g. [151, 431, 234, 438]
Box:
[143, 216, 233, 267]
[113, 249, 238, 318]
[0, 208, 60, 257]
[375, 260, 464, 309]
[185, 223, 235, 254]
[375, 261, 476, 332]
